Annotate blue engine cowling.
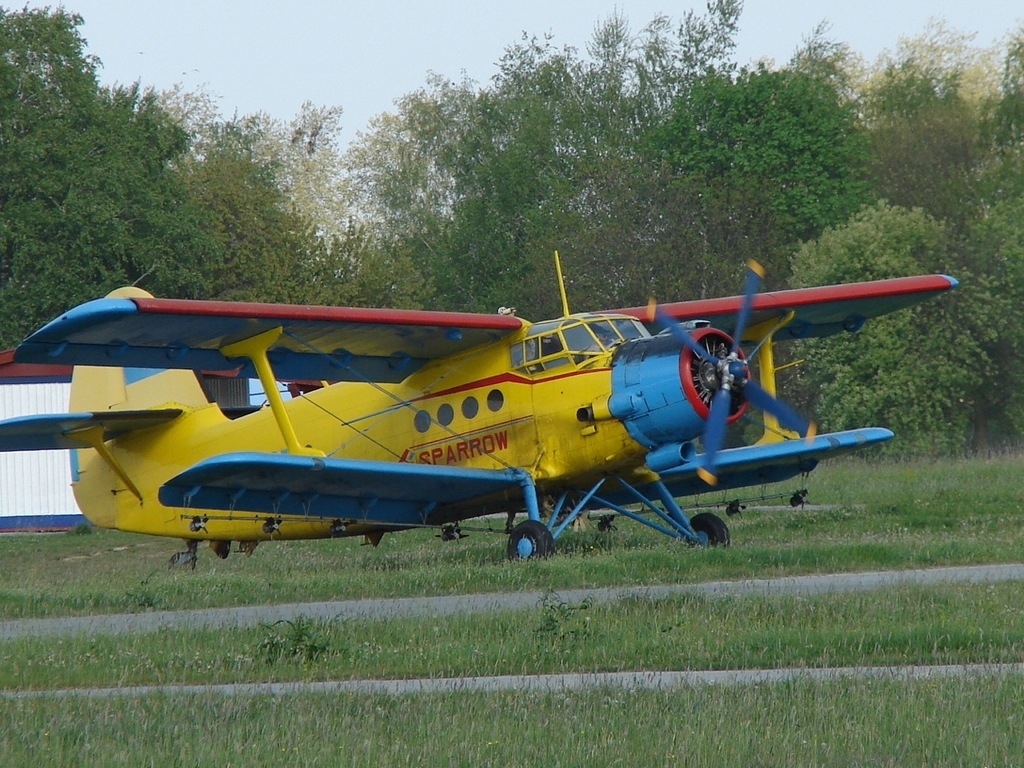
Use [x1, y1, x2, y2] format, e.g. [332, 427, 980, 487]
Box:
[608, 328, 747, 450]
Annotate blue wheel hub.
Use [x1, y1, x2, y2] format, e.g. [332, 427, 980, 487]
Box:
[516, 537, 535, 558]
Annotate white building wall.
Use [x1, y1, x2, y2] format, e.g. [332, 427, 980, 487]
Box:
[0, 382, 81, 527]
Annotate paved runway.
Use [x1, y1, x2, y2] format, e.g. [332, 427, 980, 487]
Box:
[5, 563, 1024, 698]
[5, 663, 1024, 699]
[3, 562, 1024, 639]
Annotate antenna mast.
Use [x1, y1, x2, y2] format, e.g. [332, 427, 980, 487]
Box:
[554, 250, 571, 318]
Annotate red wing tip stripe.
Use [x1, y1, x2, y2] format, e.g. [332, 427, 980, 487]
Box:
[616, 274, 957, 319]
[694, 275, 958, 314]
[130, 298, 524, 332]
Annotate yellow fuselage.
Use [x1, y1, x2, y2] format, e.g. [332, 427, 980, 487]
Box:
[72, 326, 653, 542]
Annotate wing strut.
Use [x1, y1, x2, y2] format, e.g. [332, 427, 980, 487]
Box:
[220, 328, 323, 457]
[69, 425, 143, 502]
[744, 310, 802, 443]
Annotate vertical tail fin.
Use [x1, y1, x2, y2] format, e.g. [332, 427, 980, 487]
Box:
[68, 287, 209, 413]
[68, 287, 210, 528]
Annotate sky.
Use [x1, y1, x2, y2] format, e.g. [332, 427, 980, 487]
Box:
[23, 0, 1024, 145]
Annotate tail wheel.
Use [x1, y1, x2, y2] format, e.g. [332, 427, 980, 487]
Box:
[507, 520, 555, 560]
[690, 512, 730, 547]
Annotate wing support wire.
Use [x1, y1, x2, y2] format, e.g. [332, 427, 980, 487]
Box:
[219, 327, 323, 457]
[279, 327, 525, 475]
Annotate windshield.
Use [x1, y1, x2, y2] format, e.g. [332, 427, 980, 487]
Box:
[509, 315, 649, 373]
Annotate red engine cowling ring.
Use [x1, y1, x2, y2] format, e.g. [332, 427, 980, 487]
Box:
[678, 327, 748, 423]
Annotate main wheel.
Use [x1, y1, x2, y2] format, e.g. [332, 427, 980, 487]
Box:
[507, 520, 555, 560]
[690, 512, 730, 547]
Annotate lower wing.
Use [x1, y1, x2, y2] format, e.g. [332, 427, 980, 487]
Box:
[657, 428, 892, 498]
[159, 452, 535, 525]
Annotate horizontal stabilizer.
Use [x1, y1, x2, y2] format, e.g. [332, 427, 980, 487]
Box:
[615, 275, 957, 341]
[0, 410, 183, 451]
[160, 452, 532, 524]
[14, 296, 523, 383]
[656, 428, 892, 497]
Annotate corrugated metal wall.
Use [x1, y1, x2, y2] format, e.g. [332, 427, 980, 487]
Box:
[0, 383, 81, 527]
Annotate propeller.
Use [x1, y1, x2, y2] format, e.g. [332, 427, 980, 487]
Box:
[646, 298, 720, 365]
[650, 260, 816, 486]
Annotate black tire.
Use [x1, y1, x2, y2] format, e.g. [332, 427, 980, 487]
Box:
[690, 512, 730, 547]
[507, 519, 555, 560]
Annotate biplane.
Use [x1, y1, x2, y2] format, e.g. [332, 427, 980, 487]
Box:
[0, 261, 955, 566]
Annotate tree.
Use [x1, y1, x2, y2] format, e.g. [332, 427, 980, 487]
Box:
[991, 29, 1024, 147]
[250, 102, 353, 245]
[790, 203, 1009, 453]
[342, 4, 747, 319]
[161, 86, 429, 309]
[649, 64, 871, 287]
[859, 22, 1000, 232]
[965, 193, 1024, 442]
[981, 28, 1024, 206]
[178, 120, 315, 303]
[0, 8, 209, 346]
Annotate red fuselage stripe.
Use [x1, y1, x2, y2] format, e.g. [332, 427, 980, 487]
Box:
[409, 367, 612, 402]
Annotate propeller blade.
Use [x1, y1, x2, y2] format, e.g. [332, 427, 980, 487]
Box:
[743, 380, 817, 440]
[731, 259, 764, 354]
[647, 300, 719, 364]
[697, 386, 733, 485]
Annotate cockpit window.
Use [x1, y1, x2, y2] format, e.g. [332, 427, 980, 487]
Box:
[612, 318, 648, 341]
[561, 325, 598, 360]
[524, 336, 538, 361]
[510, 315, 649, 374]
[510, 342, 524, 368]
[526, 321, 562, 337]
[539, 333, 563, 356]
[588, 320, 619, 347]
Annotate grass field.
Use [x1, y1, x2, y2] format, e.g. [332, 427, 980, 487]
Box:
[2, 454, 1024, 765]
[3, 676, 1023, 767]
[2, 582, 1024, 690]
[1, 453, 1023, 619]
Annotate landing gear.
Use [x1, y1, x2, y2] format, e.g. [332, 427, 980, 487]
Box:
[437, 524, 466, 541]
[689, 512, 730, 547]
[209, 540, 231, 559]
[507, 520, 555, 560]
[168, 539, 199, 569]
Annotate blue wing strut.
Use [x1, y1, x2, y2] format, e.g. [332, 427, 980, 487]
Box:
[533, 427, 894, 546]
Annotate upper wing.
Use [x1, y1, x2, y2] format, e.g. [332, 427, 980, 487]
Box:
[159, 452, 533, 525]
[613, 274, 958, 341]
[13, 297, 524, 383]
